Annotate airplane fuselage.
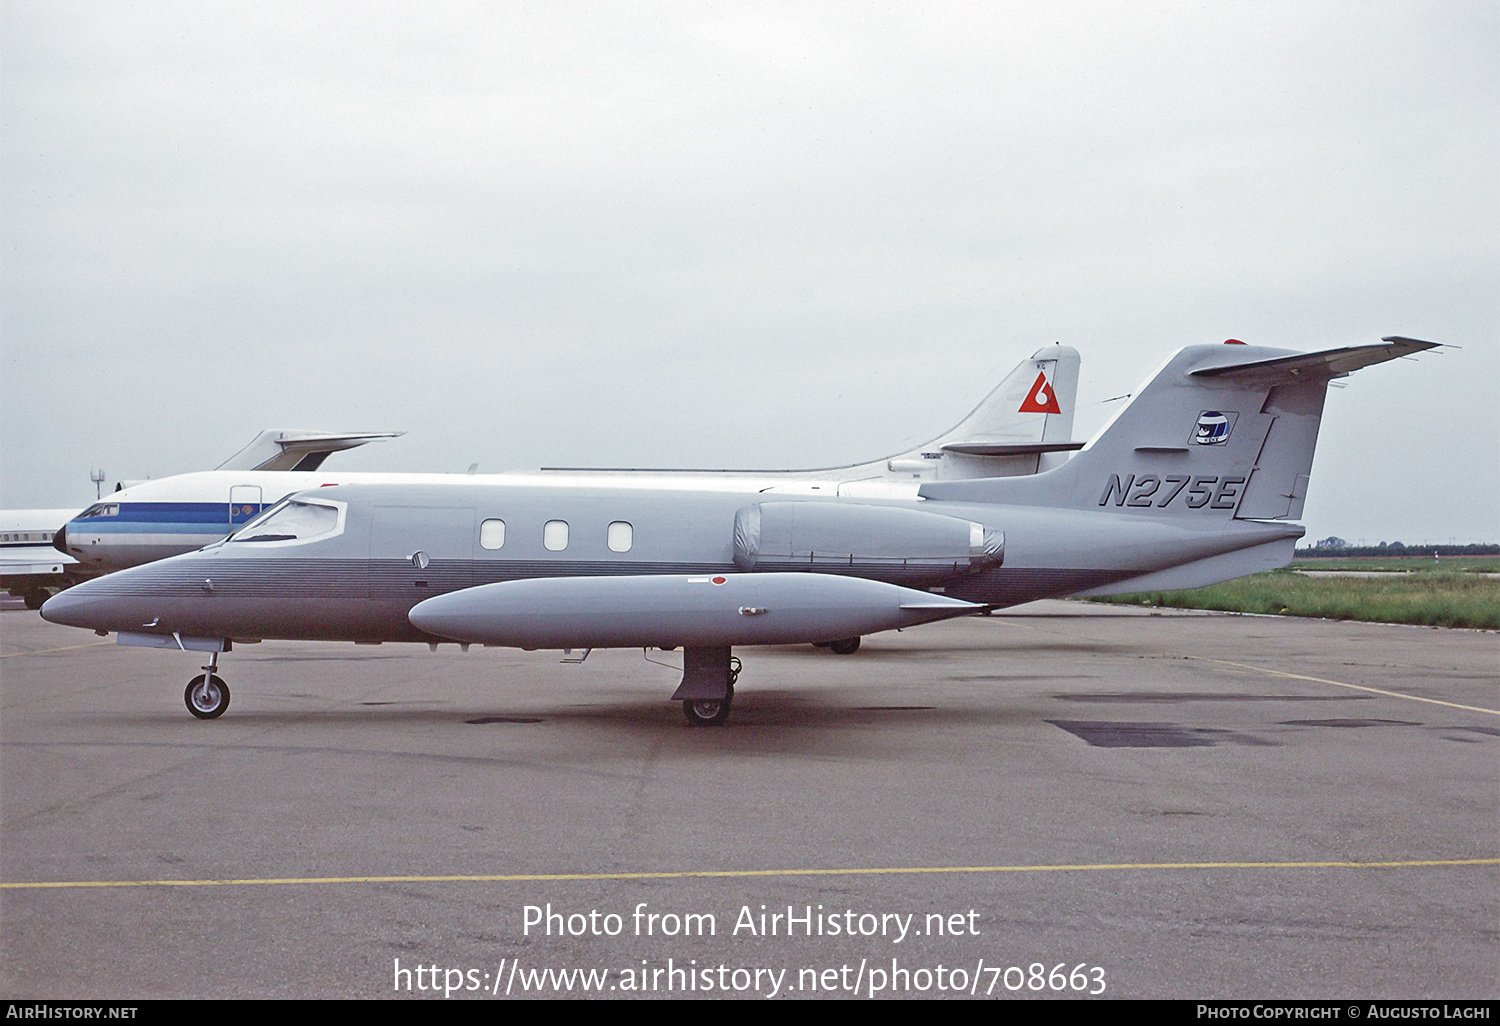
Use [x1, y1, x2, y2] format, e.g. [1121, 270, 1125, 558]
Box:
[45, 479, 1300, 647]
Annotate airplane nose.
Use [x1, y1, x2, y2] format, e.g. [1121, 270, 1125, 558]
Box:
[39, 585, 91, 628]
[39, 581, 119, 631]
[52, 524, 69, 556]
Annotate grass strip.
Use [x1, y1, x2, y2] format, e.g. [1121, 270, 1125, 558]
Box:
[1288, 556, 1500, 573]
[1088, 569, 1500, 629]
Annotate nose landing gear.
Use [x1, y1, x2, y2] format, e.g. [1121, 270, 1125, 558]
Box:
[184, 650, 231, 719]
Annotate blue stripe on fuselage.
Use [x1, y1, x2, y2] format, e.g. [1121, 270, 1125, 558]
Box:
[71, 502, 261, 533]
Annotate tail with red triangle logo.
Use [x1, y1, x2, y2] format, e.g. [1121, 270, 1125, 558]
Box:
[795, 344, 1084, 490]
[899, 344, 1080, 477]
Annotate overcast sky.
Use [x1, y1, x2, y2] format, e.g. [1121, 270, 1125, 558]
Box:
[3, 1, 1496, 543]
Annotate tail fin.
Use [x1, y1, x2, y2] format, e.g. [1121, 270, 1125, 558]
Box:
[884, 344, 1081, 479]
[931, 344, 1080, 448]
[920, 337, 1437, 518]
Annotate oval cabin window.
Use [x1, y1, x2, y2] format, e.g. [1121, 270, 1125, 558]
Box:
[543, 520, 569, 551]
[480, 518, 505, 550]
[607, 521, 633, 552]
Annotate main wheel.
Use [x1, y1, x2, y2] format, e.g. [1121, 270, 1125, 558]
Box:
[682, 696, 731, 726]
[829, 636, 861, 655]
[185, 674, 231, 719]
[23, 586, 49, 610]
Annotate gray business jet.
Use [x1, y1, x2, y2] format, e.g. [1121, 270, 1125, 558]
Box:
[42, 337, 1435, 726]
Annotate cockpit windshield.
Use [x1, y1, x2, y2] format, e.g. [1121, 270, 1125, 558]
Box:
[78, 503, 119, 519]
[231, 499, 340, 543]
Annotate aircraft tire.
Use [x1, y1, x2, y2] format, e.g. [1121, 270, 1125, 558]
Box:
[682, 697, 731, 727]
[185, 674, 231, 719]
[829, 637, 861, 655]
[23, 587, 49, 610]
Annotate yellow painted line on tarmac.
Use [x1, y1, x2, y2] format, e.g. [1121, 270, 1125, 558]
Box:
[1184, 656, 1500, 716]
[0, 641, 112, 659]
[988, 616, 1499, 716]
[4, 858, 1496, 890]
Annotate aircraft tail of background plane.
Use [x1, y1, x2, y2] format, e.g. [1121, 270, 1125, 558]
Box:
[876, 344, 1081, 482]
[539, 345, 1082, 486]
[921, 343, 1080, 451]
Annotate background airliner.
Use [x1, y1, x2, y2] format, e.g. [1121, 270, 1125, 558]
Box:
[1, 431, 402, 606]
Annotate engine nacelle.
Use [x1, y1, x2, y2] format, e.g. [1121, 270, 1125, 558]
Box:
[732, 501, 1002, 579]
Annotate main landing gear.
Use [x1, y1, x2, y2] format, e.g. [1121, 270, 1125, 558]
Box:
[683, 691, 732, 727]
[813, 636, 862, 654]
[674, 648, 741, 726]
[184, 650, 231, 719]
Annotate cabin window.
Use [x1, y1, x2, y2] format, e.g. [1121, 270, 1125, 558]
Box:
[543, 520, 569, 551]
[607, 521, 633, 552]
[232, 499, 339, 543]
[480, 518, 506, 550]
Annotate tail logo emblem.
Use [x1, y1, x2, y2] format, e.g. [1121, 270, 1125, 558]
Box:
[1018, 371, 1061, 414]
[1194, 411, 1234, 445]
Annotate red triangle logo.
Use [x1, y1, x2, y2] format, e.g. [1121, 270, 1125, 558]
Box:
[1018, 370, 1061, 414]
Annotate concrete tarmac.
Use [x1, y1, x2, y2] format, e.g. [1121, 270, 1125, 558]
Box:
[2, 601, 1495, 999]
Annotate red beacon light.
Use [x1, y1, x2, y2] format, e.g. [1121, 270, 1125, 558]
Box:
[1224, 338, 1247, 345]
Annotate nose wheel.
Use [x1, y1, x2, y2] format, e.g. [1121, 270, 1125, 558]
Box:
[185, 673, 231, 718]
[184, 650, 230, 719]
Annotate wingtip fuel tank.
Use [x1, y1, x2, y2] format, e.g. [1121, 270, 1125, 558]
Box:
[408, 573, 982, 650]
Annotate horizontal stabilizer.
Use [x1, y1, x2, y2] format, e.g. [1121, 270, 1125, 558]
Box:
[216, 430, 405, 472]
[940, 441, 1085, 457]
[1190, 337, 1438, 381]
